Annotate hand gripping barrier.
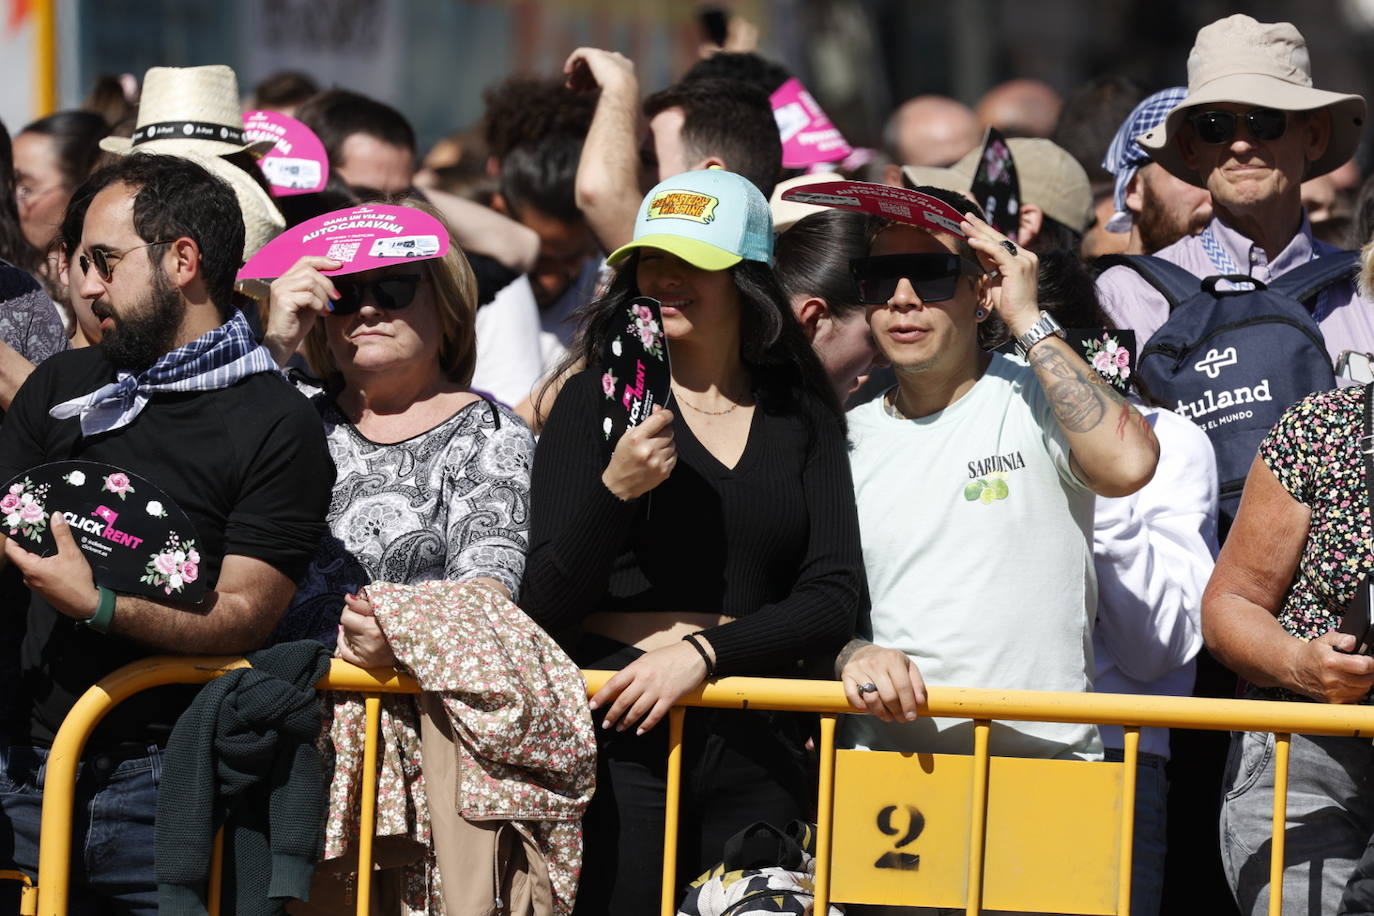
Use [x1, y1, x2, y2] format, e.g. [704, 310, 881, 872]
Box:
[15, 656, 1374, 915]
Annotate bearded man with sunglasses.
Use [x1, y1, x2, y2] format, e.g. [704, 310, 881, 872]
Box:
[0, 153, 331, 913]
[1096, 14, 1373, 366]
[833, 187, 1159, 768]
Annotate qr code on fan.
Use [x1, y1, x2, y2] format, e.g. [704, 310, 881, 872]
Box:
[326, 241, 360, 261]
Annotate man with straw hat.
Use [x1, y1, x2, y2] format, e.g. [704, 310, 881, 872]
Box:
[1095, 14, 1374, 369]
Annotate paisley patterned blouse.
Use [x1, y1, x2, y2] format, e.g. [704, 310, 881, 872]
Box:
[1260, 385, 1373, 640]
[275, 387, 535, 645]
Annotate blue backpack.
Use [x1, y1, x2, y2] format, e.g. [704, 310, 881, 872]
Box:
[1097, 251, 1359, 535]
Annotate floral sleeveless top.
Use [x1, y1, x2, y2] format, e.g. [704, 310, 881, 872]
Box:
[1259, 385, 1373, 640]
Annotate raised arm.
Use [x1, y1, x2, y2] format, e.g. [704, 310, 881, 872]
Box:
[962, 213, 1158, 497]
[565, 47, 643, 253]
[426, 188, 540, 275]
[262, 255, 343, 367]
[1025, 340, 1159, 496]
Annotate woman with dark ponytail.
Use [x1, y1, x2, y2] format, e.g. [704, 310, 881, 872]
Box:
[773, 207, 881, 401]
[522, 168, 865, 913]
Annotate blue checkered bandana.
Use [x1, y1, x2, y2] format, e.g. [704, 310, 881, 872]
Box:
[1102, 87, 1188, 233]
[50, 309, 280, 437]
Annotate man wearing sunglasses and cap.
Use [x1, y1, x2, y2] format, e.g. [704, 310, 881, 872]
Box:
[1096, 14, 1374, 367]
[0, 153, 332, 912]
[834, 186, 1160, 769]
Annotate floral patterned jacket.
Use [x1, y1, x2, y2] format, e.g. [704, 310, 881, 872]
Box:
[322, 580, 597, 914]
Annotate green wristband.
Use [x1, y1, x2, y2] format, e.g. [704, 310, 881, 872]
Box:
[83, 586, 116, 634]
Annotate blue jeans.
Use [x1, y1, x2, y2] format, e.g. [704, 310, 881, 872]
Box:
[1220, 729, 1374, 916]
[0, 742, 162, 915]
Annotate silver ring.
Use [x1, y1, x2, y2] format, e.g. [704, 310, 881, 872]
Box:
[858, 682, 878, 695]
[1000, 240, 1018, 257]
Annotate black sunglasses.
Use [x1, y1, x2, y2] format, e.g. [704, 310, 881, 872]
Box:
[330, 275, 424, 316]
[849, 253, 985, 305]
[1187, 108, 1287, 145]
[78, 240, 175, 283]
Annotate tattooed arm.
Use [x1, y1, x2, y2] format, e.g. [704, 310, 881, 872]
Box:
[959, 212, 1158, 498]
[835, 637, 872, 677]
[1027, 337, 1159, 497]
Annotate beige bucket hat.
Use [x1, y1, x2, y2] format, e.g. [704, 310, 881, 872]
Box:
[1138, 14, 1366, 185]
[901, 137, 1094, 234]
[100, 65, 276, 158]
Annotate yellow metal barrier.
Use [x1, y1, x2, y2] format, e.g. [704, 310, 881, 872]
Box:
[23, 659, 1374, 915]
[0, 869, 38, 915]
[30, 657, 419, 916]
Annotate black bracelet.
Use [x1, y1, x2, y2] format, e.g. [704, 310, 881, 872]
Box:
[682, 633, 716, 678]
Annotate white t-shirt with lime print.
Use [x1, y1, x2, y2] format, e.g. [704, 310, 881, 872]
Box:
[844, 352, 1102, 760]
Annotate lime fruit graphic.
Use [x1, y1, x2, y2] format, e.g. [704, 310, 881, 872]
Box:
[980, 488, 996, 504]
[963, 480, 986, 501]
[989, 479, 1009, 500]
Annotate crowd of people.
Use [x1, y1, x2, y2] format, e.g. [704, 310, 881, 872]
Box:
[2, 9, 1374, 915]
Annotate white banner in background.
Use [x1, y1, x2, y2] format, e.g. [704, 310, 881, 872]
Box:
[0, 0, 37, 132]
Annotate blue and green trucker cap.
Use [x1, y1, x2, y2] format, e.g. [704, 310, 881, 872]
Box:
[606, 167, 773, 270]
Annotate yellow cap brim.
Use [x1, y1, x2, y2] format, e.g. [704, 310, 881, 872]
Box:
[605, 234, 742, 271]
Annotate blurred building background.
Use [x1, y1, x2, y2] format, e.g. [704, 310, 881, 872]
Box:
[4, 0, 1374, 163]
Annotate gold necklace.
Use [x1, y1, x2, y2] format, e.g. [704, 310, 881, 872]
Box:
[673, 385, 743, 416]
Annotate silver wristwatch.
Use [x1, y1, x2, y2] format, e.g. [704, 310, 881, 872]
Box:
[1013, 311, 1065, 359]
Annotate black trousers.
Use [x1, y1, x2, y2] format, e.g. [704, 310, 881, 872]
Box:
[572, 636, 813, 915]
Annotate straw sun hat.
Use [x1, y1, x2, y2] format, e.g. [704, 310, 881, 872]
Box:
[99, 65, 274, 158]
[171, 150, 286, 260]
[1137, 14, 1366, 185]
[101, 65, 285, 260]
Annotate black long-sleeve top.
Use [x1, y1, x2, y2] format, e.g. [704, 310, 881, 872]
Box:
[520, 369, 866, 676]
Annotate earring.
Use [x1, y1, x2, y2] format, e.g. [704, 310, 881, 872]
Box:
[975, 308, 987, 319]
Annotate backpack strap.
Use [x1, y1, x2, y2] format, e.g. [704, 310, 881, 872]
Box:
[1094, 254, 1201, 312]
[1267, 249, 1361, 304]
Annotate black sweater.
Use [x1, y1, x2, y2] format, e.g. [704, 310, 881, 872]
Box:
[520, 370, 865, 676]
